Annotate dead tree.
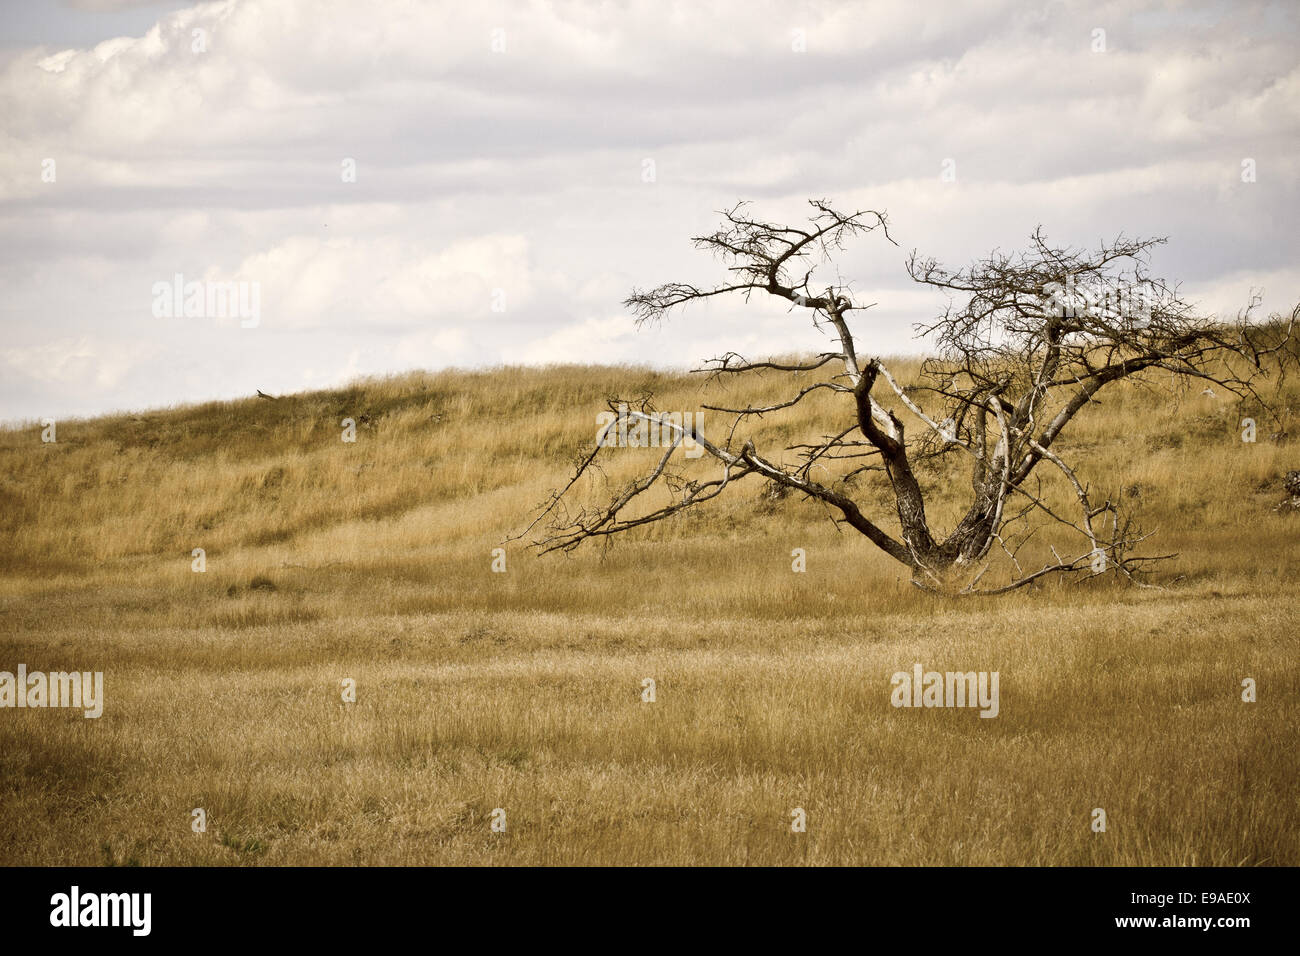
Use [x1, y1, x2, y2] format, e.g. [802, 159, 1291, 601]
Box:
[523, 199, 1293, 594]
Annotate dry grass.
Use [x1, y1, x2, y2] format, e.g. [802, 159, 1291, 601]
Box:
[1, 359, 1297, 865]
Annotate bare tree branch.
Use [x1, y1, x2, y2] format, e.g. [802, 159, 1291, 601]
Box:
[523, 201, 1292, 594]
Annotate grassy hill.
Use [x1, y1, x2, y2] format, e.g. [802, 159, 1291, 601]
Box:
[1, 359, 1296, 865]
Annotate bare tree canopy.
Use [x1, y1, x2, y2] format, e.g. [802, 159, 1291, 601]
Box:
[522, 199, 1295, 594]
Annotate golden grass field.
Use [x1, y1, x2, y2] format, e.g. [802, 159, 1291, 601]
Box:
[1, 357, 1297, 865]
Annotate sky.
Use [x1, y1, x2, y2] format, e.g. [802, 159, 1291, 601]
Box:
[1, 0, 1297, 422]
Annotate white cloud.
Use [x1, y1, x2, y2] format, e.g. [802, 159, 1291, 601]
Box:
[1, 335, 162, 393]
[223, 232, 534, 331]
[510, 314, 638, 365]
[0, 0, 1297, 420]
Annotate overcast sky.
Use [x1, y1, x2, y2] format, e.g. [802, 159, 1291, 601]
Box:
[1, 0, 1296, 422]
